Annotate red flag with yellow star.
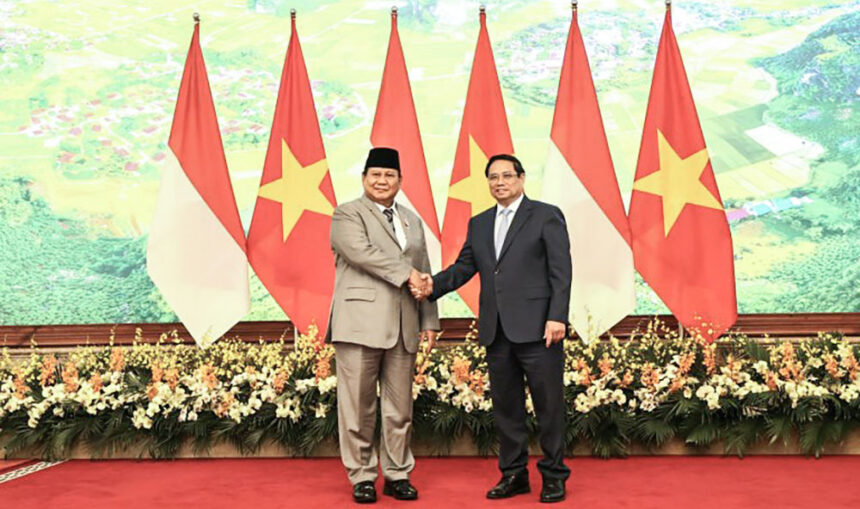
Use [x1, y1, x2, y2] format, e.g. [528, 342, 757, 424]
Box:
[247, 14, 336, 336]
[629, 6, 737, 341]
[440, 8, 513, 315]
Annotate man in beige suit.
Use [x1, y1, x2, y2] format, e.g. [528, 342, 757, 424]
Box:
[327, 147, 439, 503]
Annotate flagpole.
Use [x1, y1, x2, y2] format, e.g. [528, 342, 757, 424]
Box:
[286, 47, 297, 353]
[669, 0, 679, 345]
[661, 16, 680, 338]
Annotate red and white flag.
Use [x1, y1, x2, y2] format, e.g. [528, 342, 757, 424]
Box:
[147, 21, 249, 347]
[371, 8, 441, 270]
[541, 7, 635, 340]
[247, 14, 337, 336]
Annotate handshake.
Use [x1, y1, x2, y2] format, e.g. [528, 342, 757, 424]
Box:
[408, 269, 433, 301]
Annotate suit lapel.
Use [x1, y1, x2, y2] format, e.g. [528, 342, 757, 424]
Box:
[496, 196, 533, 265]
[395, 203, 413, 253]
[360, 195, 399, 246]
[475, 207, 496, 264]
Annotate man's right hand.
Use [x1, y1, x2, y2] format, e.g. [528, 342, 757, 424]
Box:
[408, 269, 433, 300]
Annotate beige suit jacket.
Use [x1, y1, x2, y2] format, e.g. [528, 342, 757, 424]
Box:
[326, 195, 440, 353]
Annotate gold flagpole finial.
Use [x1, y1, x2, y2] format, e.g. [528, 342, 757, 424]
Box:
[193, 12, 200, 24]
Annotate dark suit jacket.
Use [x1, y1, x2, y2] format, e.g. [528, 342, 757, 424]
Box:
[431, 195, 572, 345]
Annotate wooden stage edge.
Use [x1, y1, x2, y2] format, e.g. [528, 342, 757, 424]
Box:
[5, 430, 860, 459]
[1, 313, 859, 349]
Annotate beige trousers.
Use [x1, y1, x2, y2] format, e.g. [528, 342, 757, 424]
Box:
[334, 335, 416, 485]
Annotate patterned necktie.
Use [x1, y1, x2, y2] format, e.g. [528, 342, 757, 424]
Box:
[382, 208, 398, 239]
[495, 208, 511, 260]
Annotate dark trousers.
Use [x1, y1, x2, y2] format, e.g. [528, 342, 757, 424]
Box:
[486, 319, 570, 481]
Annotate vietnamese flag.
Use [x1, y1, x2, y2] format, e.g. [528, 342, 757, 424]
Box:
[371, 8, 441, 271]
[247, 13, 337, 336]
[541, 6, 635, 341]
[440, 8, 513, 315]
[147, 20, 249, 347]
[628, 5, 737, 341]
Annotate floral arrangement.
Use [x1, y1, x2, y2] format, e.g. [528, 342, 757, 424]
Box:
[1, 321, 858, 460]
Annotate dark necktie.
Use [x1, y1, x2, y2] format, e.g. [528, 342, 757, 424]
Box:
[382, 208, 396, 232]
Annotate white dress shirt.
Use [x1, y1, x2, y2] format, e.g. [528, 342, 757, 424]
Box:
[494, 193, 524, 258]
[375, 201, 408, 250]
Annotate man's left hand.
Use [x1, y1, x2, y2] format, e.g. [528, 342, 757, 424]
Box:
[544, 320, 566, 348]
[421, 330, 438, 351]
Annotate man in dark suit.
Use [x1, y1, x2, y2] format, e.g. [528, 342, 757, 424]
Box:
[415, 154, 571, 503]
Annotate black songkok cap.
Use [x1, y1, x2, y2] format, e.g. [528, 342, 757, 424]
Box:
[365, 147, 400, 173]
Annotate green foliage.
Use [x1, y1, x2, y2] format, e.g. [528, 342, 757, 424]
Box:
[745, 10, 860, 314]
[2, 326, 860, 460]
[0, 177, 176, 325]
[569, 406, 634, 458]
[769, 235, 860, 312]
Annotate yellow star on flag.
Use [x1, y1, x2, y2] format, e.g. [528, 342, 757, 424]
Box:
[633, 130, 724, 237]
[447, 135, 497, 217]
[258, 139, 333, 242]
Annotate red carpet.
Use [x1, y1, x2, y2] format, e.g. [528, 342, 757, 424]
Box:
[0, 460, 33, 475]
[2, 456, 859, 508]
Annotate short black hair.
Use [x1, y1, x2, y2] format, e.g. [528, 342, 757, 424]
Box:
[485, 154, 525, 177]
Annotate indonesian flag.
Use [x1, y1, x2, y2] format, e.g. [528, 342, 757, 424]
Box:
[146, 22, 249, 347]
[440, 9, 513, 314]
[541, 8, 635, 341]
[371, 9, 441, 271]
[629, 7, 737, 341]
[246, 15, 337, 336]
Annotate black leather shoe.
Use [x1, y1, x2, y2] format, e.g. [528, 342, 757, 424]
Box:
[540, 478, 566, 503]
[486, 472, 530, 499]
[383, 479, 418, 500]
[353, 481, 377, 504]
